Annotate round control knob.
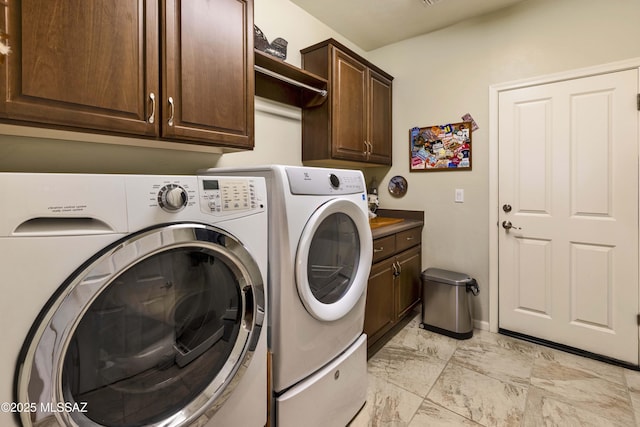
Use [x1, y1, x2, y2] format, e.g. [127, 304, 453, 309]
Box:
[158, 184, 188, 212]
[329, 173, 340, 189]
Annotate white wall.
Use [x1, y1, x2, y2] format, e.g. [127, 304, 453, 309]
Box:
[365, 0, 640, 324]
[215, 0, 362, 168]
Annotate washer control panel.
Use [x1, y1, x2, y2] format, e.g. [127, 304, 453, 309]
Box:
[140, 176, 264, 217]
[199, 177, 263, 215]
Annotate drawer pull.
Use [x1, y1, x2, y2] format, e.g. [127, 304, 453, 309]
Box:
[406, 236, 414, 241]
[374, 247, 384, 253]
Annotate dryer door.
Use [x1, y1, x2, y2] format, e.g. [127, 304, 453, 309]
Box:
[16, 223, 265, 427]
[295, 198, 373, 321]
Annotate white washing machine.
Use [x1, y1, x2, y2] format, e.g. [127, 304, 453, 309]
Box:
[0, 173, 268, 427]
[200, 165, 372, 427]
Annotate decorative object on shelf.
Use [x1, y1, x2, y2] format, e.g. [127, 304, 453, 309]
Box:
[0, 0, 9, 62]
[409, 121, 472, 171]
[367, 178, 379, 216]
[388, 176, 408, 198]
[253, 25, 288, 60]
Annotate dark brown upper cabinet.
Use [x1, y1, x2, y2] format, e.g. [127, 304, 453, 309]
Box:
[0, 0, 254, 150]
[301, 39, 393, 167]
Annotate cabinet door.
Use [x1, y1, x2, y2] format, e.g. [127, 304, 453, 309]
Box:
[331, 48, 367, 161]
[367, 69, 392, 165]
[163, 0, 254, 148]
[364, 258, 395, 345]
[0, 0, 158, 136]
[395, 245, 422, 319]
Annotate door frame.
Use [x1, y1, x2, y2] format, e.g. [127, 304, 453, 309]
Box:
[488, 57, 640, 333]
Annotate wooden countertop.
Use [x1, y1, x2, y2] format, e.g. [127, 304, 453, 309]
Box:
[370, 217, 424, 239]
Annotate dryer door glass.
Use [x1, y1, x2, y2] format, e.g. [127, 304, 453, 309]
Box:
[17, 225, 265, 427]
[308, 212, 359, 304]
[296, 198, 373, 321]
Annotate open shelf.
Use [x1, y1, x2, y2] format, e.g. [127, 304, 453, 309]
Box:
[254, 49, 328, 108]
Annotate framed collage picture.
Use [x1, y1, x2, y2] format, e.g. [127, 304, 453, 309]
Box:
[409, 122, 472, 172]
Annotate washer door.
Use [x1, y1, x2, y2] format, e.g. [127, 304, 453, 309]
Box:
[295, 198, 373, 322]
[16, 223, 265, 427]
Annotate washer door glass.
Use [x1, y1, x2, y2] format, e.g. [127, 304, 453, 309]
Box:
[17, 224, 264, 427]
[295, 199, 373, 321]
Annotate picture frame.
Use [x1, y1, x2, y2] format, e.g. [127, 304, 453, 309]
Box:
[409, 122, 472, 172]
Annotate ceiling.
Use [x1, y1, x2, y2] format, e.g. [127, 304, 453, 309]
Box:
[289, 0, 527, 51]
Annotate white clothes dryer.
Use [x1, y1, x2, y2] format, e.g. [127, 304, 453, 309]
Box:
[0, 173, 268, 427]
[200, 165, 372, 427]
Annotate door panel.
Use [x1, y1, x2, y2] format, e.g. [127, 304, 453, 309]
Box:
[331, 49, 367, 161]
[1, 0, 158, 136]
[368, 69, 393, 165]
[498, 69, 639, 364]
[163, 0, 253, 147]
[364, 258, 395, 343]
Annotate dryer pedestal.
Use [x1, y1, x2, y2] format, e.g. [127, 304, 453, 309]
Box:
[275, 334, 367, 427]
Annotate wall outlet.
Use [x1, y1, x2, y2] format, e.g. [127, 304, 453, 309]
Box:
[455, 188, 464, 203]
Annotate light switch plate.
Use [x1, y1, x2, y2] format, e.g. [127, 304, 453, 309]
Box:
[455, 189, 464, 203]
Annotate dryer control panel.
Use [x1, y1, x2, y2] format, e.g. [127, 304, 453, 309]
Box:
[285, 166, 366, 195]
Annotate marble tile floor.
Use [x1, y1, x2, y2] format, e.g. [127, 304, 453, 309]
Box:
[350, 312, 640, 426]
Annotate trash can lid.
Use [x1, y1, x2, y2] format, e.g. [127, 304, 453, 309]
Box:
[422, 267, 473, 286]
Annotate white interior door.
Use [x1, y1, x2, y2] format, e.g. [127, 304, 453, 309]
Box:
[498, 69, 639, 365]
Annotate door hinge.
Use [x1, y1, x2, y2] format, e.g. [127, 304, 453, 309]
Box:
[637, 313, 640, 326]
[637, 94, 640, 111]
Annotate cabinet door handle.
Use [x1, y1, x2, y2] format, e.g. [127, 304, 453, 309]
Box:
[148, 92, 156, 124]
[363, 141, 372, 158]
[391, 262, 398, 276]
[395, 261, 402, 275]
[168, 96, 175, 127]
[374, 247, 384, 253]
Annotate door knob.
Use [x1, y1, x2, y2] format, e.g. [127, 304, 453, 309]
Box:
[502, 221, 521, 230]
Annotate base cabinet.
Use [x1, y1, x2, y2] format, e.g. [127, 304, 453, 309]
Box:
[365, 226, 422, 352]
[364, 258, 396, 346]
[396, 246, 422, 319]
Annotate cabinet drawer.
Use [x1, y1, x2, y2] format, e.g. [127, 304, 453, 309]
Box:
[395, 228, 422, 252]
[372, 236, 395, 263]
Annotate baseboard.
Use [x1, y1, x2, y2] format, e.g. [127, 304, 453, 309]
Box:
[473, 319, 489, 331]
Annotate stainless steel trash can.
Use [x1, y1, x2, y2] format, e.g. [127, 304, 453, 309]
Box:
[420, 268, 479, 339]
